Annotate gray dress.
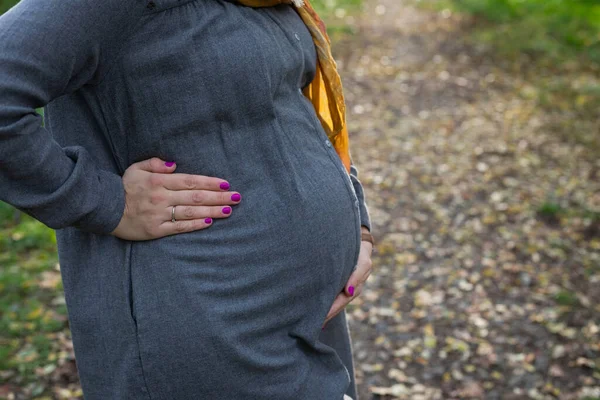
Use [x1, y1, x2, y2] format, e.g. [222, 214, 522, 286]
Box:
[0, 1, 371, 399]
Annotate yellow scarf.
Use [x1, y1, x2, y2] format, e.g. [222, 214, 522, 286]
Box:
[237, 0, 351, 173]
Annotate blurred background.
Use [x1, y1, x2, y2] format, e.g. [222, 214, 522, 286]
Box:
[1, 0, 599, 399]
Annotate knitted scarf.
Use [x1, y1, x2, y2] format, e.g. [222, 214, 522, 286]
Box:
[236, 0, 351, 173]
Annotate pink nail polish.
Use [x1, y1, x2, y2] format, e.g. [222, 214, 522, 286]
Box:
[348, 286, 354, 296]
[222, 207, 231, 215]
[220, 182, 230, 190]
[205, 218, 212, 224]
[165, 161, 175, 167]
[231, 193, 241, 202]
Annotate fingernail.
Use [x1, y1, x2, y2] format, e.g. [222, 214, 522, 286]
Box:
[222, 207, 231, 215]
[165, 161, 175, 167]
[321, 326, 325, 331]
[220, 182, 230, 190]
[231, 193, 241, 202]
[348, 286, 354, 296]
[205, 218, 212, 224]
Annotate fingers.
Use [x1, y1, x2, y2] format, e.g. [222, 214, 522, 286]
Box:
[322, 281, 367, 328]
[354, 283, 364, 298]
[156, 217, 215, 237]
[323, 292, 350, 327]
[117, 158, 241, 241]
[344, 264, 369, 297]
[344, 246, 373, 296]
[134, 161, 239, 206]
[170, 205, 236, 221]
[169, 189, 242, 207]
[130, 158, 230, 192]
[323, 241, 375, 329]
[161, 172, 230, 192]
[133, 157, 178, 174]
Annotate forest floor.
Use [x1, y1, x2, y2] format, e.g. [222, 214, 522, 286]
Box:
[338, 0, 600, 399]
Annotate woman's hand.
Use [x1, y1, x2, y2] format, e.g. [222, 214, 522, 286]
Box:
[322, 227, 373, 329]
[110, 157, 241, 241]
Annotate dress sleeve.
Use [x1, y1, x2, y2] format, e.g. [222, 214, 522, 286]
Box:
[0, 0, 144, 234]
[349, 160, 372, 232]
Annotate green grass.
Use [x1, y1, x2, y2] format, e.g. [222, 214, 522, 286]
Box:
[417, 0, 600, 156]
[0, 89, 64, 390]
[311, 0, 363, 37]
[0, 201, 66, 385]
[533, 76, 600, 153]
[312, 0, 363, 15]
[554, 289, 579, 307]
[537, 202, 564, 219]
[419, 0, 600, 66]
[0, 0, 17, 14]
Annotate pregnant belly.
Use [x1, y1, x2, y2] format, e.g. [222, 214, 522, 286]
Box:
[128, 157, 361, 398]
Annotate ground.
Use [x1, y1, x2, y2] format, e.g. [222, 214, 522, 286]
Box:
[339, 1, 600, 399]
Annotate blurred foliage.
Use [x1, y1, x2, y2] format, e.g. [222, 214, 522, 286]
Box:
[419, 0, 600, 65]
[418, 0, 600, 155]
[0, 201, 67, 393]
[0, 0, 17, 15]
[312, 0, 363, 13]
[311, 0, 364, 38]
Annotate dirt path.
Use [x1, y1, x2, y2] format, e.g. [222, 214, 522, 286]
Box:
[338, 1, 600, 399]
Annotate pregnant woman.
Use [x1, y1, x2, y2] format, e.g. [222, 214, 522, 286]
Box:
[0, 0, 374, 399]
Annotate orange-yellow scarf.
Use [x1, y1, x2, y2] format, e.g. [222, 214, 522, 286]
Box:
[237, 0, 352, 173]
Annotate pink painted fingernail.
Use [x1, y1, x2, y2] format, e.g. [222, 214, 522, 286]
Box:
[205, 218, 212, 224]
[222, 207, 231, 215]
[165, 161, 175, 167]
[220, 182, 230, 190]
[348, 286, 355, 296]
[231, 193, 241, 202]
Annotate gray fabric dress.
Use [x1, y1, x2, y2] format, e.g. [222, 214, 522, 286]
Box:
[0, 0, 372, 399]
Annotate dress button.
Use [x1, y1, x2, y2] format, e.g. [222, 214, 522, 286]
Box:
[294, 33, 301, 41]
[354, 200, 360, 208]
[325, 140, 332, 148]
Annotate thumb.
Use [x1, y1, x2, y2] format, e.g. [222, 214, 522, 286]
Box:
[134, 157, 177, 174]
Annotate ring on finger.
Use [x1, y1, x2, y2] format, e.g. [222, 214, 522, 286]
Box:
[171, 205, 177, 223]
